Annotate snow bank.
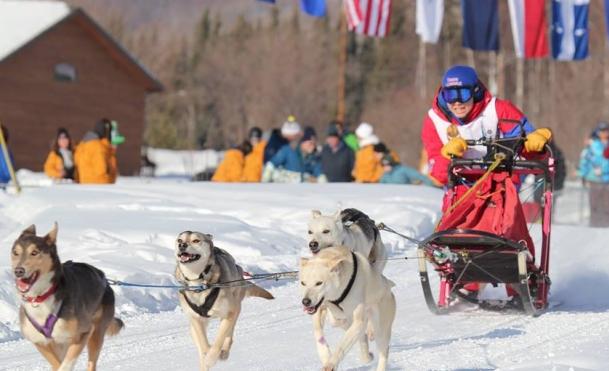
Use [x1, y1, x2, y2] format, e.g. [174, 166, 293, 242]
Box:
[146, 148, 222, 177]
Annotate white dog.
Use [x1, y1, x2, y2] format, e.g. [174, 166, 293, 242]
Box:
[299, 246, 396, 371]
[308, 208, 387, 272]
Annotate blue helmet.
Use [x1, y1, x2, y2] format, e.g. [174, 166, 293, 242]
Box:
[440, 65, 484, 103]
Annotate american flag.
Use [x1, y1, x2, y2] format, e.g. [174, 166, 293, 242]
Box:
[344, 0, 392, 38]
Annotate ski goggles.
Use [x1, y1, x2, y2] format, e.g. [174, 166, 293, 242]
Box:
[441, 86, 474, 104]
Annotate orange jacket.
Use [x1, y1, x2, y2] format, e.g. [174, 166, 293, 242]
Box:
[242, 141, 266, 182]
[212, 149, 245, 182]
[74, 137, 116, 184]
[353, 144, 384, 183]
[43, 151, 64, 179]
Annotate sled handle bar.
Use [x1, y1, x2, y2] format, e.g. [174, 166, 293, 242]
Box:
[449, 158, 554, 186]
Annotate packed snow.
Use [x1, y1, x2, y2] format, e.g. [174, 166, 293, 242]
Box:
[0, 175, 608, 370]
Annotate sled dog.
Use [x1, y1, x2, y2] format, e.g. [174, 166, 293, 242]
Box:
[10, 223, 123, 371]
[299, 246, 396, 371]
[308, 208, 387, 272]
[174, 231, 274, 370]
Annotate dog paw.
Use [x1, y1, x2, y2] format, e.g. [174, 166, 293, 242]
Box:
[219, 349, 230, 360]
[360, 351, 374, 363]
[321, 365, 335, 371]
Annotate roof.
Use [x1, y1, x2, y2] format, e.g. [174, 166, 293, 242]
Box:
[0, 0, 163, 92]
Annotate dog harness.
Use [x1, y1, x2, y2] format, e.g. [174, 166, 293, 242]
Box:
[181, 264, 213, 282]
[181, 288, 220, 318]
[329, 252, 358, 311]
[22, 285, 63, 339]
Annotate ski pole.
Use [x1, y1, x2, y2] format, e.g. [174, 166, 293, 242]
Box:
[0, 121, 20, 194]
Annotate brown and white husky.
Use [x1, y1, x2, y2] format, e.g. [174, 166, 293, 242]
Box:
[10, 223, 123, 371]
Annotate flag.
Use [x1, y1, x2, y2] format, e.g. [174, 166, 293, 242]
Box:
[605, 0, 609, 42]
[353, 0, 392, 38]
[257, 0, 275, 3]
[344, 0, 363, 30]
[461, 0, 499, 51]
[416, 0, 444, 44]
[552, 0, 589, 60]
[507, 0, 549, 58]
[301, 0, 326, 17]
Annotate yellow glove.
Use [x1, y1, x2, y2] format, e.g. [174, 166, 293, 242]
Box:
[441, 137, 468, 159]
[524, 128, 552, 152]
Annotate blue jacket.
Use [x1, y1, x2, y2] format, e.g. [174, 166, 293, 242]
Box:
[270, 143, 322, 177]
[579, 139, 609, 183]
[380, 165, 434, 186]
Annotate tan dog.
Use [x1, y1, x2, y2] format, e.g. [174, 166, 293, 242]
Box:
[175, 231, 274, 370]
[10, 224, 123, 371]
[299, 246, 396, 371]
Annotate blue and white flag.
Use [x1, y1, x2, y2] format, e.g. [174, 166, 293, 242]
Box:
[257, 0, 275, 3]
[552, 0, 589, 61]
[604, 0, 609, 43]
[416, 0, 444, 44]
[461, 0, 499, 51]
[301, 0, 326, 17]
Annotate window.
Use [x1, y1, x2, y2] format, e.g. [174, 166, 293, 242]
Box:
[54, 63, 77, 82]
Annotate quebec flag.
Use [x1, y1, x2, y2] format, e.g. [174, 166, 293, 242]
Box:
[551, 0, 589, 61]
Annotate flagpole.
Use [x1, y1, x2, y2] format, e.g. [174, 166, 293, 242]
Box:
[336, 7, 347, 123]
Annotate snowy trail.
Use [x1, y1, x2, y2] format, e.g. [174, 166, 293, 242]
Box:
[1, 180, 609, 370]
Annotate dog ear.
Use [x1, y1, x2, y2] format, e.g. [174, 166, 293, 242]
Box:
[329, 257, 347, 273]
[299, 257, 310, 268]
[333, 210, 341, 221]
[21, 224, 36, 236]
[311, 210, 322, 219]
[205, 234, 213, 241]
[44, 222, 58, 246]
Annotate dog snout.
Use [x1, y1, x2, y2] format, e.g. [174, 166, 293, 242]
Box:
[178, 242, 188, 251]
[302, 298, 312, 307]
[309, 241, 318, 249]
[14, 267, 25, 278]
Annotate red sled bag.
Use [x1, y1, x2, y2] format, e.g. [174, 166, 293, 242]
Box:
[438, 172, 535, 259]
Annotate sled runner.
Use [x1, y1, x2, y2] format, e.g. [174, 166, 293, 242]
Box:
[418, 134, 554, 316]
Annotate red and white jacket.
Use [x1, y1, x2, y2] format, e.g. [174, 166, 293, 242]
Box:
[421, 88, 531, 185]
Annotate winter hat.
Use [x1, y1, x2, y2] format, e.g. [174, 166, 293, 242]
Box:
[355, 122, 374, 139]
[597, 121, 609, 131]
[281, 115, 301, 137]
[442, 65, 479, 88]
[358, 134, 379, 148]
[302, 126, 317, 142]
[326, 122, 340, 137]
[94, 118, 112, 140]
[248, 127, 263, 140]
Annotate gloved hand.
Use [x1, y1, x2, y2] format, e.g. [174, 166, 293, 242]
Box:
[441, 137, 468, 159]
[524, 128, 552, 152]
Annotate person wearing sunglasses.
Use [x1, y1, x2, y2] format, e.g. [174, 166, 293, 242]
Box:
[421, 65, 552, 185]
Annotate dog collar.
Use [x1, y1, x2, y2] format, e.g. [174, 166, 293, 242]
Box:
[22, 283, 58, 304]
[181, 264, 213, 282]
[329, 252, 358, 311]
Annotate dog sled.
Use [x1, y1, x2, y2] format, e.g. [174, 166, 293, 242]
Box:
[417, 133, 554, 316]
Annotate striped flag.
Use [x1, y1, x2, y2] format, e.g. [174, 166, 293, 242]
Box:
[552, 0, 589, 60]
[462, 0, 499, 51]
[507, 0, 549, 58]
[344, 0, 363, 29]
[352, 0, 393, 38]
[416, 0, 444, 44]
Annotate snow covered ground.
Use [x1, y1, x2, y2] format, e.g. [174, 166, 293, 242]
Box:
[0, 177, 608, 370]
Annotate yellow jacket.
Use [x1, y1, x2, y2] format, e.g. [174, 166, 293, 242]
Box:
[74, 137, 116, 184]
[43, 151, 64, 179]
[242, 141, 266, 182]
[212, 149, 245, 182]
[353, 145, 384, 183]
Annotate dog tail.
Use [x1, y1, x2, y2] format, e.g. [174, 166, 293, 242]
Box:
[106, 318, 124, 337]
[246, 284, 274, 300]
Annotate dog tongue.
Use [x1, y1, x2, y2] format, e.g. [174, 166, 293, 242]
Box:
[16, 279, 30, 292]
[180, 254, 192, 263]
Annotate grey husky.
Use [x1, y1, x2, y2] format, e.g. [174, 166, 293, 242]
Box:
[308, 208, 387, 272]
[10, 223, 123, 371]
[174, 231, 274, 370]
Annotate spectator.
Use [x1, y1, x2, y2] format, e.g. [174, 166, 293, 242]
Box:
[212, 140, 252, 182]
[264, 128, 288, 163]
[321, 123, 355, 182]
[44, 128, 75, 180]
[372, 142, 401, 164]
[330, 120, 359, 152]
[352, 122, 383, 183]
[74, 118, 117, 184]
[242, 127, 266, 182]
[579, 121, 609, 227]
[262, 117, 305, 183]
[301, 126, 324, 182]
[0, 125, 15, 185]
[379, 154, 434, 186]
